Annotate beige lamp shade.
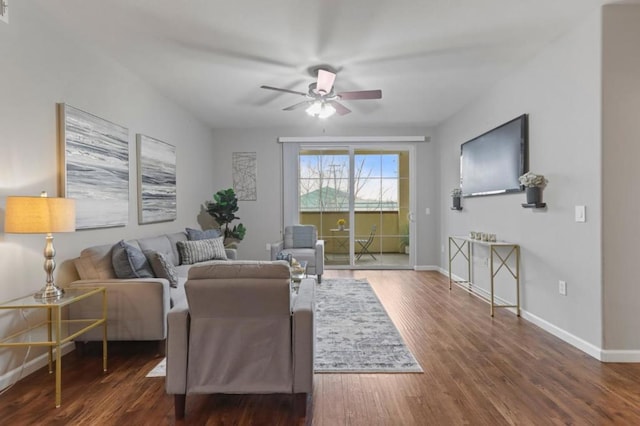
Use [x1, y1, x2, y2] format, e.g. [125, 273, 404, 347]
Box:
[5, 196, 76, 234]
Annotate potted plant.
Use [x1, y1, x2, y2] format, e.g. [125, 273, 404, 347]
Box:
[518, 172, 548, 205]
[399, 223, 410, 254]
[451, 188, 462, 210]
[206, 188, 247, 246]
[337, 218, 346, 231]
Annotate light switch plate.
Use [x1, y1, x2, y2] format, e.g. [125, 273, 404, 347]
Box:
[559, 280, 567, 296]
[575, 205, 586, 222]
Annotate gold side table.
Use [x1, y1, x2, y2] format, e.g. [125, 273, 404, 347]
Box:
[0, 287, 107, 407]
[448, 236, 520, 317]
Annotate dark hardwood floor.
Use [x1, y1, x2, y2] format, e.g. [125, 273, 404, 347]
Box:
[1, 270, 639, 425]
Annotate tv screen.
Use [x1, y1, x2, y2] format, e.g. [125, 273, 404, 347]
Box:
[460, 114, 528, 197]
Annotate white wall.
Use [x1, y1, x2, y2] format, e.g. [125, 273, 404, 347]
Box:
[210, 125, 439, 266]
[602, 4, 640, 351]
[0, 3, 216, 380]
[436, 9, 603, 350]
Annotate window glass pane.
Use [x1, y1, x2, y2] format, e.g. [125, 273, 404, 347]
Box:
[319, 155, 349, 178]
[380, 178, 399, 209]
[398, 152, 410, 179]
[299, 155, 319, 178]
[380, 154, 399, 178]
[354, 179, 381, 211]
[355, 154, 381, 178]
[319, 179, 349, 211]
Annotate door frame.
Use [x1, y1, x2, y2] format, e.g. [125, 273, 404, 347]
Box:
[280, 136, 423, 269]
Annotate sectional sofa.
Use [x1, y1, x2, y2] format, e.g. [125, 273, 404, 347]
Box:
[66, 229, 236, 350]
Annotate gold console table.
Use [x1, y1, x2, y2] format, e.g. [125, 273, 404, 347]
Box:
[448, 236, 520, 316]
[0, 287, 107, 407]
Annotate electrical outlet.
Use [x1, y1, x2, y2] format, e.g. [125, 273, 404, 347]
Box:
[483, 258, 489, 267]
[441, 244, 444, 253]
[559, 280, 567, 296]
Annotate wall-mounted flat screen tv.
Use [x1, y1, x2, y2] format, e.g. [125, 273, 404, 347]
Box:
[460, 114, 528, 197]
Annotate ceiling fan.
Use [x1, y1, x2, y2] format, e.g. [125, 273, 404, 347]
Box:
[260, 66, 382, 118]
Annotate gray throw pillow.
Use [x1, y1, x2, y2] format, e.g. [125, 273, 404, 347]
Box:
[186, 227, 222, 241]
[112, 240, 154, 279]
[145, 250, 179, 288]
[177, 237, 227, 265]
[289, 225, 316, 248]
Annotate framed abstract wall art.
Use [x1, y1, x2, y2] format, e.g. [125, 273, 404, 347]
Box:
[232, 151, 257, 201]
[136, 134, 177, 224]
[58, 104, 129, 229]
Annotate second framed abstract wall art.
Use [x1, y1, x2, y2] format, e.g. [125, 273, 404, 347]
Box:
[136, 134, 177, 224]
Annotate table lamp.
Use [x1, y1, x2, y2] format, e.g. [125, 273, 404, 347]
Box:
[4, 191, 76, 301]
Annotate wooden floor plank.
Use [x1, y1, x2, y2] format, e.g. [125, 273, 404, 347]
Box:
[1, 270, 639, 425]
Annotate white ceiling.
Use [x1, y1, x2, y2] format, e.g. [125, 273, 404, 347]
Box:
[35, 0, 604, 129]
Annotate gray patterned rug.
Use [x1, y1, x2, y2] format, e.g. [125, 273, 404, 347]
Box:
[315, 278, 422, 373]
[147, 278, 422, 377]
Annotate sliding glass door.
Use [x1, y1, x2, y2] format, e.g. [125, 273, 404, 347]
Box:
[297, 146, 411, 269]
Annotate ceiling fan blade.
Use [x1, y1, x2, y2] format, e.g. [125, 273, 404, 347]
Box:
[328, 101, 351, 116]
[260, 85, 307, 96]
[338, 89, 382, 100]
[316, 69, 336, 95]
[283, 101, 312, 111]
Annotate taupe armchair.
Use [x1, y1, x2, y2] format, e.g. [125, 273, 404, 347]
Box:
[271, 225, 324, 283]
[165, 260, 315, 419]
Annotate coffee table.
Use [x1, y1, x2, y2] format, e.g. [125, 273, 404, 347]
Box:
[291, 260, 308, 282]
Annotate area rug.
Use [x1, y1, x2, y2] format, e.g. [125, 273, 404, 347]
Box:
[146, 277, 422, 376]
[314, 278, 422, 373]
[146, 358, 166, 377]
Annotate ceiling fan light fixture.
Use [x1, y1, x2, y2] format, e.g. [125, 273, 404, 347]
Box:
[306, 101, 336, 119]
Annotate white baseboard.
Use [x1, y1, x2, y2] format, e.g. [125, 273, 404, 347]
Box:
[414, 265, 440, 271]
[599, 350, 640, 362]
[519, 310, 603, 360]
[0, 342, 75, 392]
[437, 268, 640, 363]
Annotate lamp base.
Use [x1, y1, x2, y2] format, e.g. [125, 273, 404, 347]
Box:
[34, 285, 65, 301]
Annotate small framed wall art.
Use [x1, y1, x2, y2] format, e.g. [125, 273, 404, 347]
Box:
[232, 151, 257, 201]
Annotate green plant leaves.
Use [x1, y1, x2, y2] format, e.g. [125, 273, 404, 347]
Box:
[206, 188, 246, 242]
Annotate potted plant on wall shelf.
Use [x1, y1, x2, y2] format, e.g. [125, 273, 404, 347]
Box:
[451, 188, 463, 210]
[519, 172, 548, 208]
[206, 188, 247, 246]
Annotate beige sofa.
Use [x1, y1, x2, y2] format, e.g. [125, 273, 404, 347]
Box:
[165, 261, 315, 419]
[67, 231, 236, 348]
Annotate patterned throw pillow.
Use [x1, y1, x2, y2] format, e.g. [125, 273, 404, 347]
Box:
[185, 227, 222, 241]
[145, 251, 179, 288]
[177, 237, 227, 265]
[276, 251, 292, 264]
[112, 240, 155, 279]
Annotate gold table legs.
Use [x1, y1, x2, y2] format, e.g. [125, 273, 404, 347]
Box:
[448, 237, 520, 317]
